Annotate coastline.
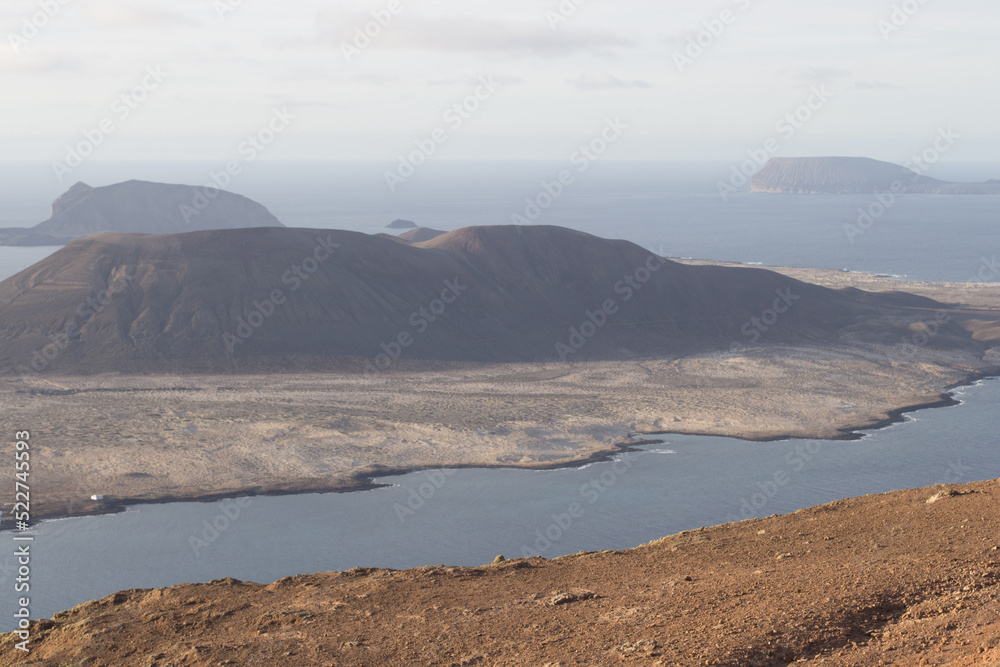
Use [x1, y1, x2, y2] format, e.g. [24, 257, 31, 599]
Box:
[10, 368, 995, 526]
[640, 372, 996, 443]
[8, 476, 1000, 665]
[5, 263, 998, 527]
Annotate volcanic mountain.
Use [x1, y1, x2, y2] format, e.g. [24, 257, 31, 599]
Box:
[0, 225, 985, 375]
[0, 180, 283, 246]
[752, 157, 1000, 194]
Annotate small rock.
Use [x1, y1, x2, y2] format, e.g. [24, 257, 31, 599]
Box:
[619, 639, 658, 654]
[549, 589, 597, 605]
[493, 555, 506, 564]
[926, 488, 972, 504]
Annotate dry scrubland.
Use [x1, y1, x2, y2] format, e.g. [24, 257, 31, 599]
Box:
[4, 478, 999, 665]
[2, 267, 1000, 666]
[0, 346, 987, 522]
[2, 265, 998, 523]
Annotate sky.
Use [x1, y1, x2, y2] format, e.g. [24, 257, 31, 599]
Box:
[2, 0, 999, 163]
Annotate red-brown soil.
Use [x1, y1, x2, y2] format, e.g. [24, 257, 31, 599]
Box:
[4, 479, 999, 666]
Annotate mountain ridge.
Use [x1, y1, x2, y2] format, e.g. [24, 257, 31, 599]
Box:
[398, 227, 447, 242]
[0, 224, 985, 375]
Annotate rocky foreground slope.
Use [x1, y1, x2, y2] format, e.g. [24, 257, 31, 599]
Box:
[0, 180, 283, 246]
[752, 157, 1000, 195]
[3, 478, 998, 666]
[1, 224, 989, 374]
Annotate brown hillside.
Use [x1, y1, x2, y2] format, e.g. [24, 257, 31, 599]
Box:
[0, 225, 986, 374]
[399, 227, 448, 242]
[4, 478, 999, 665]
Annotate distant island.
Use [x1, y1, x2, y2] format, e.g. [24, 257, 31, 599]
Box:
[386, 219, 418, 229]
[752, 157, 1000, 195]
[0, 180, 283, 246]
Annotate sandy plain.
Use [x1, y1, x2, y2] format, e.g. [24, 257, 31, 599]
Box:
[2, 265, 998, 523]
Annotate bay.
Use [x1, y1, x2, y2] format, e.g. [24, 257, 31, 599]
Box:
[2, 378, 997, 630]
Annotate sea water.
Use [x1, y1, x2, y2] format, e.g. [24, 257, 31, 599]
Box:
[0, 378, 996, 629]
[1, 160, 998, 283]
[1, 160, 998, 628]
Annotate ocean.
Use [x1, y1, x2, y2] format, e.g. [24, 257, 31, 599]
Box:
[1, 160, 999, 283]
[1, 378, 997, 629]
[0, 160, 998, 629]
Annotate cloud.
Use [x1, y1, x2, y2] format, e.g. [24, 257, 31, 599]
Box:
[0, 52, 84, 74]
[854, 80, 902, 90]
[788, 68, 901, 92]
[263, 94, 334, 108]
[789, 66, 853, 88]
[82, 2, 199, 29]
[316, 10, 635, 57]
[351, 73, 404, 86]
[568, 71, 650, 92]
[426, 74, 524, 86]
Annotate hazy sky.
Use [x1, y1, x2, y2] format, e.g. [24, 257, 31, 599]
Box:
[2, 0, 998, 163]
